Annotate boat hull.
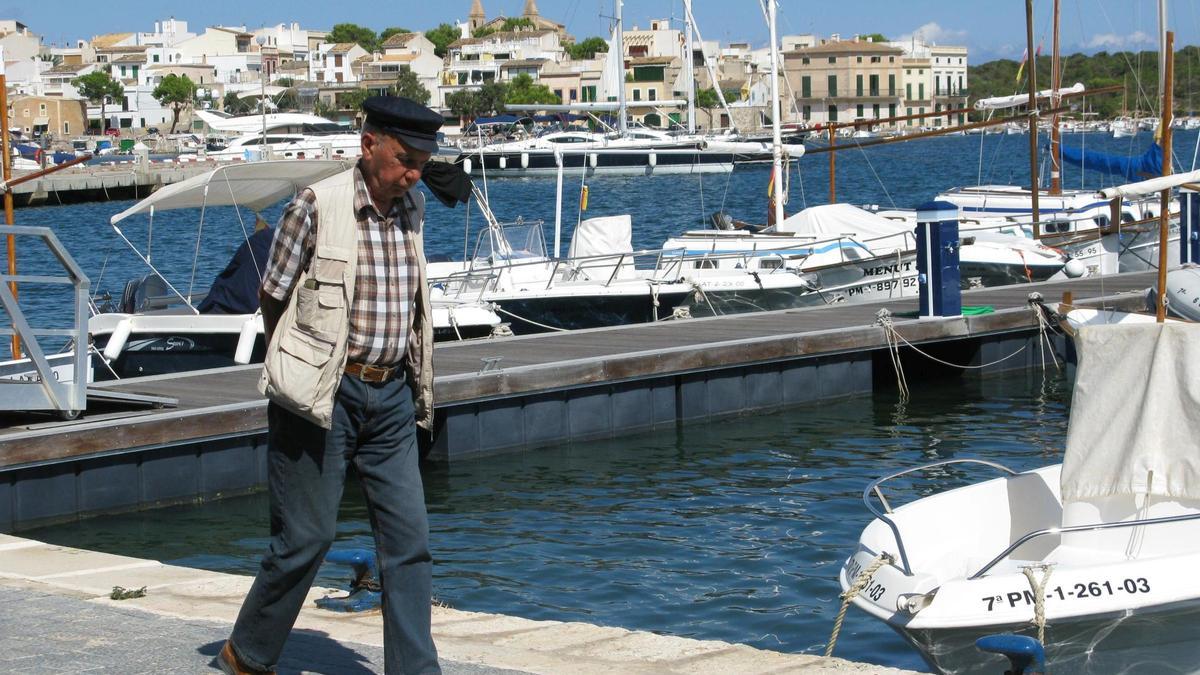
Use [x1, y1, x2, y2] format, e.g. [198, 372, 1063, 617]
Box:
[457, 149, 737, 177]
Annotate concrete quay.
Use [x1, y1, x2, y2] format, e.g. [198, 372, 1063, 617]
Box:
[0, 534, 916, 674]
[10, 159, 225, 207]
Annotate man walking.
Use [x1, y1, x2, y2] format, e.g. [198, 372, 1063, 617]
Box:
[218, 96, 442, 675]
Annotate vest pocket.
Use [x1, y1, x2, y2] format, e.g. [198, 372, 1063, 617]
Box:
[295, 282, 344, 341]
[272, 328, 335, 410]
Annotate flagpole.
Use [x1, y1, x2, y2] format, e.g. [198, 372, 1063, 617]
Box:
[1024, 0, 1041, 232]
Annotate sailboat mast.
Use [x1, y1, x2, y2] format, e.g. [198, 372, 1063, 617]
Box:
[615, 0, 627, 135]
[684, 0, 696, 133]
[1156, 31, 1174, 322]
[1025, 0, 1042, 230]
[768, 0, 785, 227]
[1049, 0, 1062, 195]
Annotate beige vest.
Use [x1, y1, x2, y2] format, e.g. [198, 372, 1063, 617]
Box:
[258, 168, 434, 430]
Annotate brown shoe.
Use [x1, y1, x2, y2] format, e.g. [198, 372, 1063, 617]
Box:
[217, 640, 276, 675]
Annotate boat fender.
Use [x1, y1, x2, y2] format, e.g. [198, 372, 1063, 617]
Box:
[1062, 258, 1087, 278]
[521, 152, 529, 169]
[102, 318, 134, 362]
[234, 315, 261, 365]
[974, 634, 1045, 675]
[463, 158, 472, 174]
[648, 152, 657, 167]
[589, 153, 597, 168]
[499, 155, 507, 169]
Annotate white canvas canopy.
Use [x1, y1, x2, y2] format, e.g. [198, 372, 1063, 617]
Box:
[568, 214, 632, 258]
[110, 160, 352, 225]
[1061, 322, 1200, 502]
[974, 82, 1085, 110]
[773, 204, 910, 254]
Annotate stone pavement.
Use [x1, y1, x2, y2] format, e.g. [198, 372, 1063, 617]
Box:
[0, 534, 916, 674]
[0, 585, 525, 675]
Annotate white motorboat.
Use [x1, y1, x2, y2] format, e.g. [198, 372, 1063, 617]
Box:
[207, 120, 363, 161]
[839, 319, 1200, 673]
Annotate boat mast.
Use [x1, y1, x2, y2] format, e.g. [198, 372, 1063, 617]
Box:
[684, 0, 696, 133]
[1049, 0, 1062, 195]
[768, 0, 785, 227]
[615, 0, 627, 135]
[1024, 0, 1041, 231]
[1156, 29, 1174, 322]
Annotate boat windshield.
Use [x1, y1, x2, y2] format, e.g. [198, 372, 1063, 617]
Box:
[472, 221, 547, 263]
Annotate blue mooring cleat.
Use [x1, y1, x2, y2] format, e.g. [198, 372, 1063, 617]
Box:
[315, 549, 381, 612]
[975, 633, 1047, 674]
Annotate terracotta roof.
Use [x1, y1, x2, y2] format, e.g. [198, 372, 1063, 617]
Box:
[448, 29, 553, 49]
[328, 42, 359, 55]
[381, 32, 420, 49]
[784, 40, 902, 56]
[98, 45, 148, 54]
[90, 32, 133, 48]
[211, 26, 253, 37]
[111, 53, 148, 63]
[629, 56, 676, 66]
[47, 62, 91, 74]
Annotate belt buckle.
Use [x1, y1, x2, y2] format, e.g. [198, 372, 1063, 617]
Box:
[362, 364, 390, 382]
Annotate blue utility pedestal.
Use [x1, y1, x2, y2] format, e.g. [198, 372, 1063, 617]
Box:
[1181, 189, 1200, 266]
[916, 201, 962, 319]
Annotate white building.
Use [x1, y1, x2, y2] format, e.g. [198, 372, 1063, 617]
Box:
[309, 42, 370, 85]
[441, 29, 563, 98]
[359, 32, 445, 106]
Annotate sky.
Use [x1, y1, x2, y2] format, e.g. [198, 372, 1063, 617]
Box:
[20, 0, 1200, 63]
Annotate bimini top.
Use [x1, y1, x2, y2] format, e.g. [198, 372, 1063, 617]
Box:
[1061, 321, 1200, 502]
[110, 159, 353, 225]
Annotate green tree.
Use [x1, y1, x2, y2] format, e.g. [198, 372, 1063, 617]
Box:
[71, 70, 124, 132]
[695, 88, 721, 108]
[328, 22, 379, 53]
[861, 33, 888, 43]
[151, 74, 197, 133]
[380, 27, 411, 43]
[476, 82, 509, 115]
[222, 91, 253, 114]
[338, 87, 372, 112]
[504, 73, 560, 105]
[313, 98, 337, 119]
[424, 23, 459, 58]
[474, 17, 535, 38]
[566, 36, 608, 60]
[390, 68, 431, 105]
[447, 82, 510, 121]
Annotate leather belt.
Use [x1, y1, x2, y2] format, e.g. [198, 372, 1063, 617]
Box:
[344, 361, 404, 383]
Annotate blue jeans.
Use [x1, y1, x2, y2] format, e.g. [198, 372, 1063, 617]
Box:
[230, 374, 440, 675]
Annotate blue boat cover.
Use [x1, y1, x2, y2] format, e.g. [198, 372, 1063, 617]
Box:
[197, 226, 275, 314]
[1058, 142, 1163, 181]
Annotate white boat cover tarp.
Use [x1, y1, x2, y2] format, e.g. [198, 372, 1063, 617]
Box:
[568, 214, 633, 258]
[1098, 168, 1200, 200]
[974, 82, 1085, 110]
[110, 159, 352, 224]
[774, 204, 909, 253]
[1062, 322, 1200, 501]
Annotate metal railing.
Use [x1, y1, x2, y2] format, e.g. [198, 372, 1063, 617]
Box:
[0, 225, 90, 418]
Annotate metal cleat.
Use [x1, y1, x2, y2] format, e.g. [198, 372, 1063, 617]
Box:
[315, 549, 381, 612]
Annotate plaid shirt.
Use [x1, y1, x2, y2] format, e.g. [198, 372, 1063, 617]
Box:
[262, 167, 419, 366]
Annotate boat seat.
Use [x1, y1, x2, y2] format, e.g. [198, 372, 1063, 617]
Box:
[1057, 495, 1200, 560]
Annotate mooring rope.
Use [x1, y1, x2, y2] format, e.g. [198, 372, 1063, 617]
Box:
[493, 306, 570, 332]
[826, 552, 895, 657]
[1021, 563, 1055, 645]
[875, 309, 910, 402]
[875, 308, 1035, 376]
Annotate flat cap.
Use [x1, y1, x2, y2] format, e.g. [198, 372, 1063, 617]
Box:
[363, 96, 443, 153]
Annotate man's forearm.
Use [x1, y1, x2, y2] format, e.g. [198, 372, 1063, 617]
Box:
[260, 289, 287, 346]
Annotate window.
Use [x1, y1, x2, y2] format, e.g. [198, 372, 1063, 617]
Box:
[120, 65, 127, 76]
[553, 89, 562, 99]
[801, 75, 811, 98]
[889, 56, 895, 63]
[869, 74, 879, 96]
[906, 83, 912, 100]
[801, 57, 809, 65]
[582, 85, 596, 102]
[39, 103, 47, 113]
[153, 54, 159, 63]
[870, 56, 880, 63]
[334, 55, 343, 67]
[827, 104, 838, 122]
[802, 104, 811, 120]
[872, 103, 880, 118]
[648, 89, 656, 101]
[827, 56, 836, 64]
[888, 74, 896, 96]
[856, 56, 862, 63]
[827, 74, 837, 97]
[888, 103, 896, 119]
[856, 104, 864, 118]
[64, 121, 69, 133]
[633, 88, 641, 101]
[918, 83, 924, 99]
[569, 88, 577, 101]
[907, 107, 913, 126]
[856, 74, 863, 96]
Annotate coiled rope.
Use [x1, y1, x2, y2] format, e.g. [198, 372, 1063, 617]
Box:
[826, 552, 895, 657]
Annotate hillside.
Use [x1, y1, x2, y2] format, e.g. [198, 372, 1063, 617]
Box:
[967, 46, 1200, 118]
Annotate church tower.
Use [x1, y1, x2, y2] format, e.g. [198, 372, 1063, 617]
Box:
[469, 0, 486, 32]
[523, 0, 539, 18]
